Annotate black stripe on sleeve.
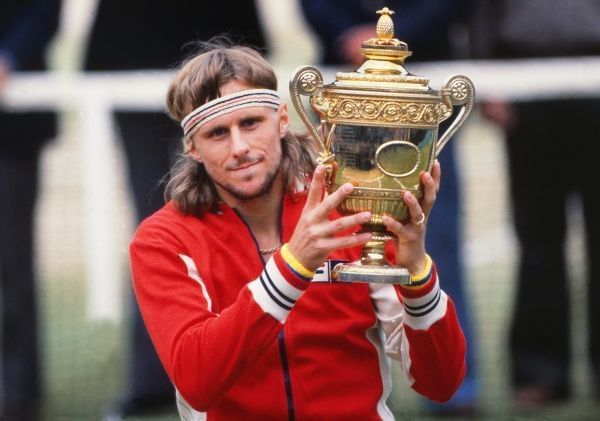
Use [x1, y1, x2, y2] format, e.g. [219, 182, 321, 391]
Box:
[263, 268, 296, 305]
[259, 274, 293, 311]
[404, 289, 441, 317]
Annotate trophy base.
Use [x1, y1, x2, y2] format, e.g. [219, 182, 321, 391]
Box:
[332, 261, 411, 285]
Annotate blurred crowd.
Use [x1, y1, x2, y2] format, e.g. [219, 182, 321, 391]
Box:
[1, 0, 599, 419]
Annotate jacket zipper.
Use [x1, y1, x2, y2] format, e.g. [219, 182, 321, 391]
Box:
[278, 331, 296, 421]
[232, 207, 296, 419]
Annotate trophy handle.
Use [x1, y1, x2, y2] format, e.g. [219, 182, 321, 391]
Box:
[435, 75, 475, 157]
[289, 66, 334, 164]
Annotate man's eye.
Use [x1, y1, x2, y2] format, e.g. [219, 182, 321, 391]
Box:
[211, 127, 228, 137]
[241, 118, 258, 128]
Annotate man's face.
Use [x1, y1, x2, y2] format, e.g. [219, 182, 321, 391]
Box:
[188, 80, 290, 206]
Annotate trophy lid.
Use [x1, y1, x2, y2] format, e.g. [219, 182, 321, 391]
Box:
[333, 7, 430, 90]
[289, 7, 468, 132]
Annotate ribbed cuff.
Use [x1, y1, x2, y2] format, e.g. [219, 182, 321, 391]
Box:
[397, 262, 437, 299]
[248, 251, 309, 322]
[397, 267, 449, 331]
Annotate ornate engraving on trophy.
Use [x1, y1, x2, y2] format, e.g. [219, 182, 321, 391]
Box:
[318, 98, 451, 127]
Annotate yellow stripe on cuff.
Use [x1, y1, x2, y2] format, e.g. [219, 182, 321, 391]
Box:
[280, 244, 315, 279]
[408, 254, 432, 285]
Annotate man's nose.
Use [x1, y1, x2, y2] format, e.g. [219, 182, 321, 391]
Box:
[230, 127, 250, 157]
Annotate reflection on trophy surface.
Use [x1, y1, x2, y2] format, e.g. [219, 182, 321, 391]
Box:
[290, 7, 475, 284]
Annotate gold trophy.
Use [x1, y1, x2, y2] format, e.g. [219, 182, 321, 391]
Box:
[289, 7, 475, 284]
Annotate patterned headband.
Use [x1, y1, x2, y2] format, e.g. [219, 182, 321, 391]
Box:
[180, 89, 281, 148]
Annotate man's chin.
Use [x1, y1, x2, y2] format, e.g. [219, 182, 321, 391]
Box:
[216, 164, 282, 203]
[219, 180, 274, 202]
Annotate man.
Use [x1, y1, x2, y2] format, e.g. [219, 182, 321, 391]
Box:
[1, 1, 61, 419]
[130, 41, 466, 419]
[84, 1, 268, 416]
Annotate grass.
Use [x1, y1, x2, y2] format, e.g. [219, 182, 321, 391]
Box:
[41, 277, 124, 419]
[35, 266, 600, 420]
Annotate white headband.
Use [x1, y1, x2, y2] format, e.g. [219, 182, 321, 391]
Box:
[180, 89, 280, 147]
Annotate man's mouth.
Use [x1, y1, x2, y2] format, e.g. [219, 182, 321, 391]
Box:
[235, 162, 257, 170]
[229, 157, 262, 171]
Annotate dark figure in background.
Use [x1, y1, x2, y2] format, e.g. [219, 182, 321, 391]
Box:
[83, 1, 268, 418]
[300, 0, 478, 415]
[470, 0, 600, 409]
[0, 0, 62, 420]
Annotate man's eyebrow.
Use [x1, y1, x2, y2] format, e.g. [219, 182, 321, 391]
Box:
[240, 117, 263, 123]
[239, 112, 267, 121]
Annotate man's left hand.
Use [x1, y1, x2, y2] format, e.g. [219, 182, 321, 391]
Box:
[382, 160, 441, 275]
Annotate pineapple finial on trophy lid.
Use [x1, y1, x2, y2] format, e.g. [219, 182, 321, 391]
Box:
[375, 7, 395, 41]
[359, 7, 412, 73]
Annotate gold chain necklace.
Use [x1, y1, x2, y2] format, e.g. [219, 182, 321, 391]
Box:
[259, 244, 281, 255]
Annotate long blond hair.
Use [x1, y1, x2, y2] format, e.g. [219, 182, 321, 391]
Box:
[165, 40, 317, 216]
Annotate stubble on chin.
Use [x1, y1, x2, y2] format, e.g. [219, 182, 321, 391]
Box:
[216, 160, 282, 202]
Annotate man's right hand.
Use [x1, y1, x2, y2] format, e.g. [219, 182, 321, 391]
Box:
[287, 165, 372, 272]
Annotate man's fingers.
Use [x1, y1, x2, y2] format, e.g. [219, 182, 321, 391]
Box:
[421, 171, 437, 215]
[382, 214, 403, 235]
[403, 190, 426, 226]
[418, 162, 439, 216]
[431, 160, 441, 193]
[318, 211, 371, 237]
[320, 232, 372, 251]
[313, 182, 353, 218]
[306, 165, 327, 207]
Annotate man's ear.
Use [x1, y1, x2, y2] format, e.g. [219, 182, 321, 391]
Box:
[187, 143, 203, 163]
[278, 103, 290, 138]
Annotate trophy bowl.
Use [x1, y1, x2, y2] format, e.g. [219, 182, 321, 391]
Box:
[289, 8, 475, 285]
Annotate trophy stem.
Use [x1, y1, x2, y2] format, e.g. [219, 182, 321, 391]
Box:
[360, 238, 387, 266]
[333, 225, 411, 284]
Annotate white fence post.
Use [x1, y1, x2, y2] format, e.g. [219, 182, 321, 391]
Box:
[2, 60, 599, 322]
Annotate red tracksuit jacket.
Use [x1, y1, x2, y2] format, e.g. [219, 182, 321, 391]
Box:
[130, 191, 466, 420]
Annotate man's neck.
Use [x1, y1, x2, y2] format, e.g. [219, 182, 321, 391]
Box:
[223, 180, 285, 248]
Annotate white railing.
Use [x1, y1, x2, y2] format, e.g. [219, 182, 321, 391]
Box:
[3, 57, 600, 321]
